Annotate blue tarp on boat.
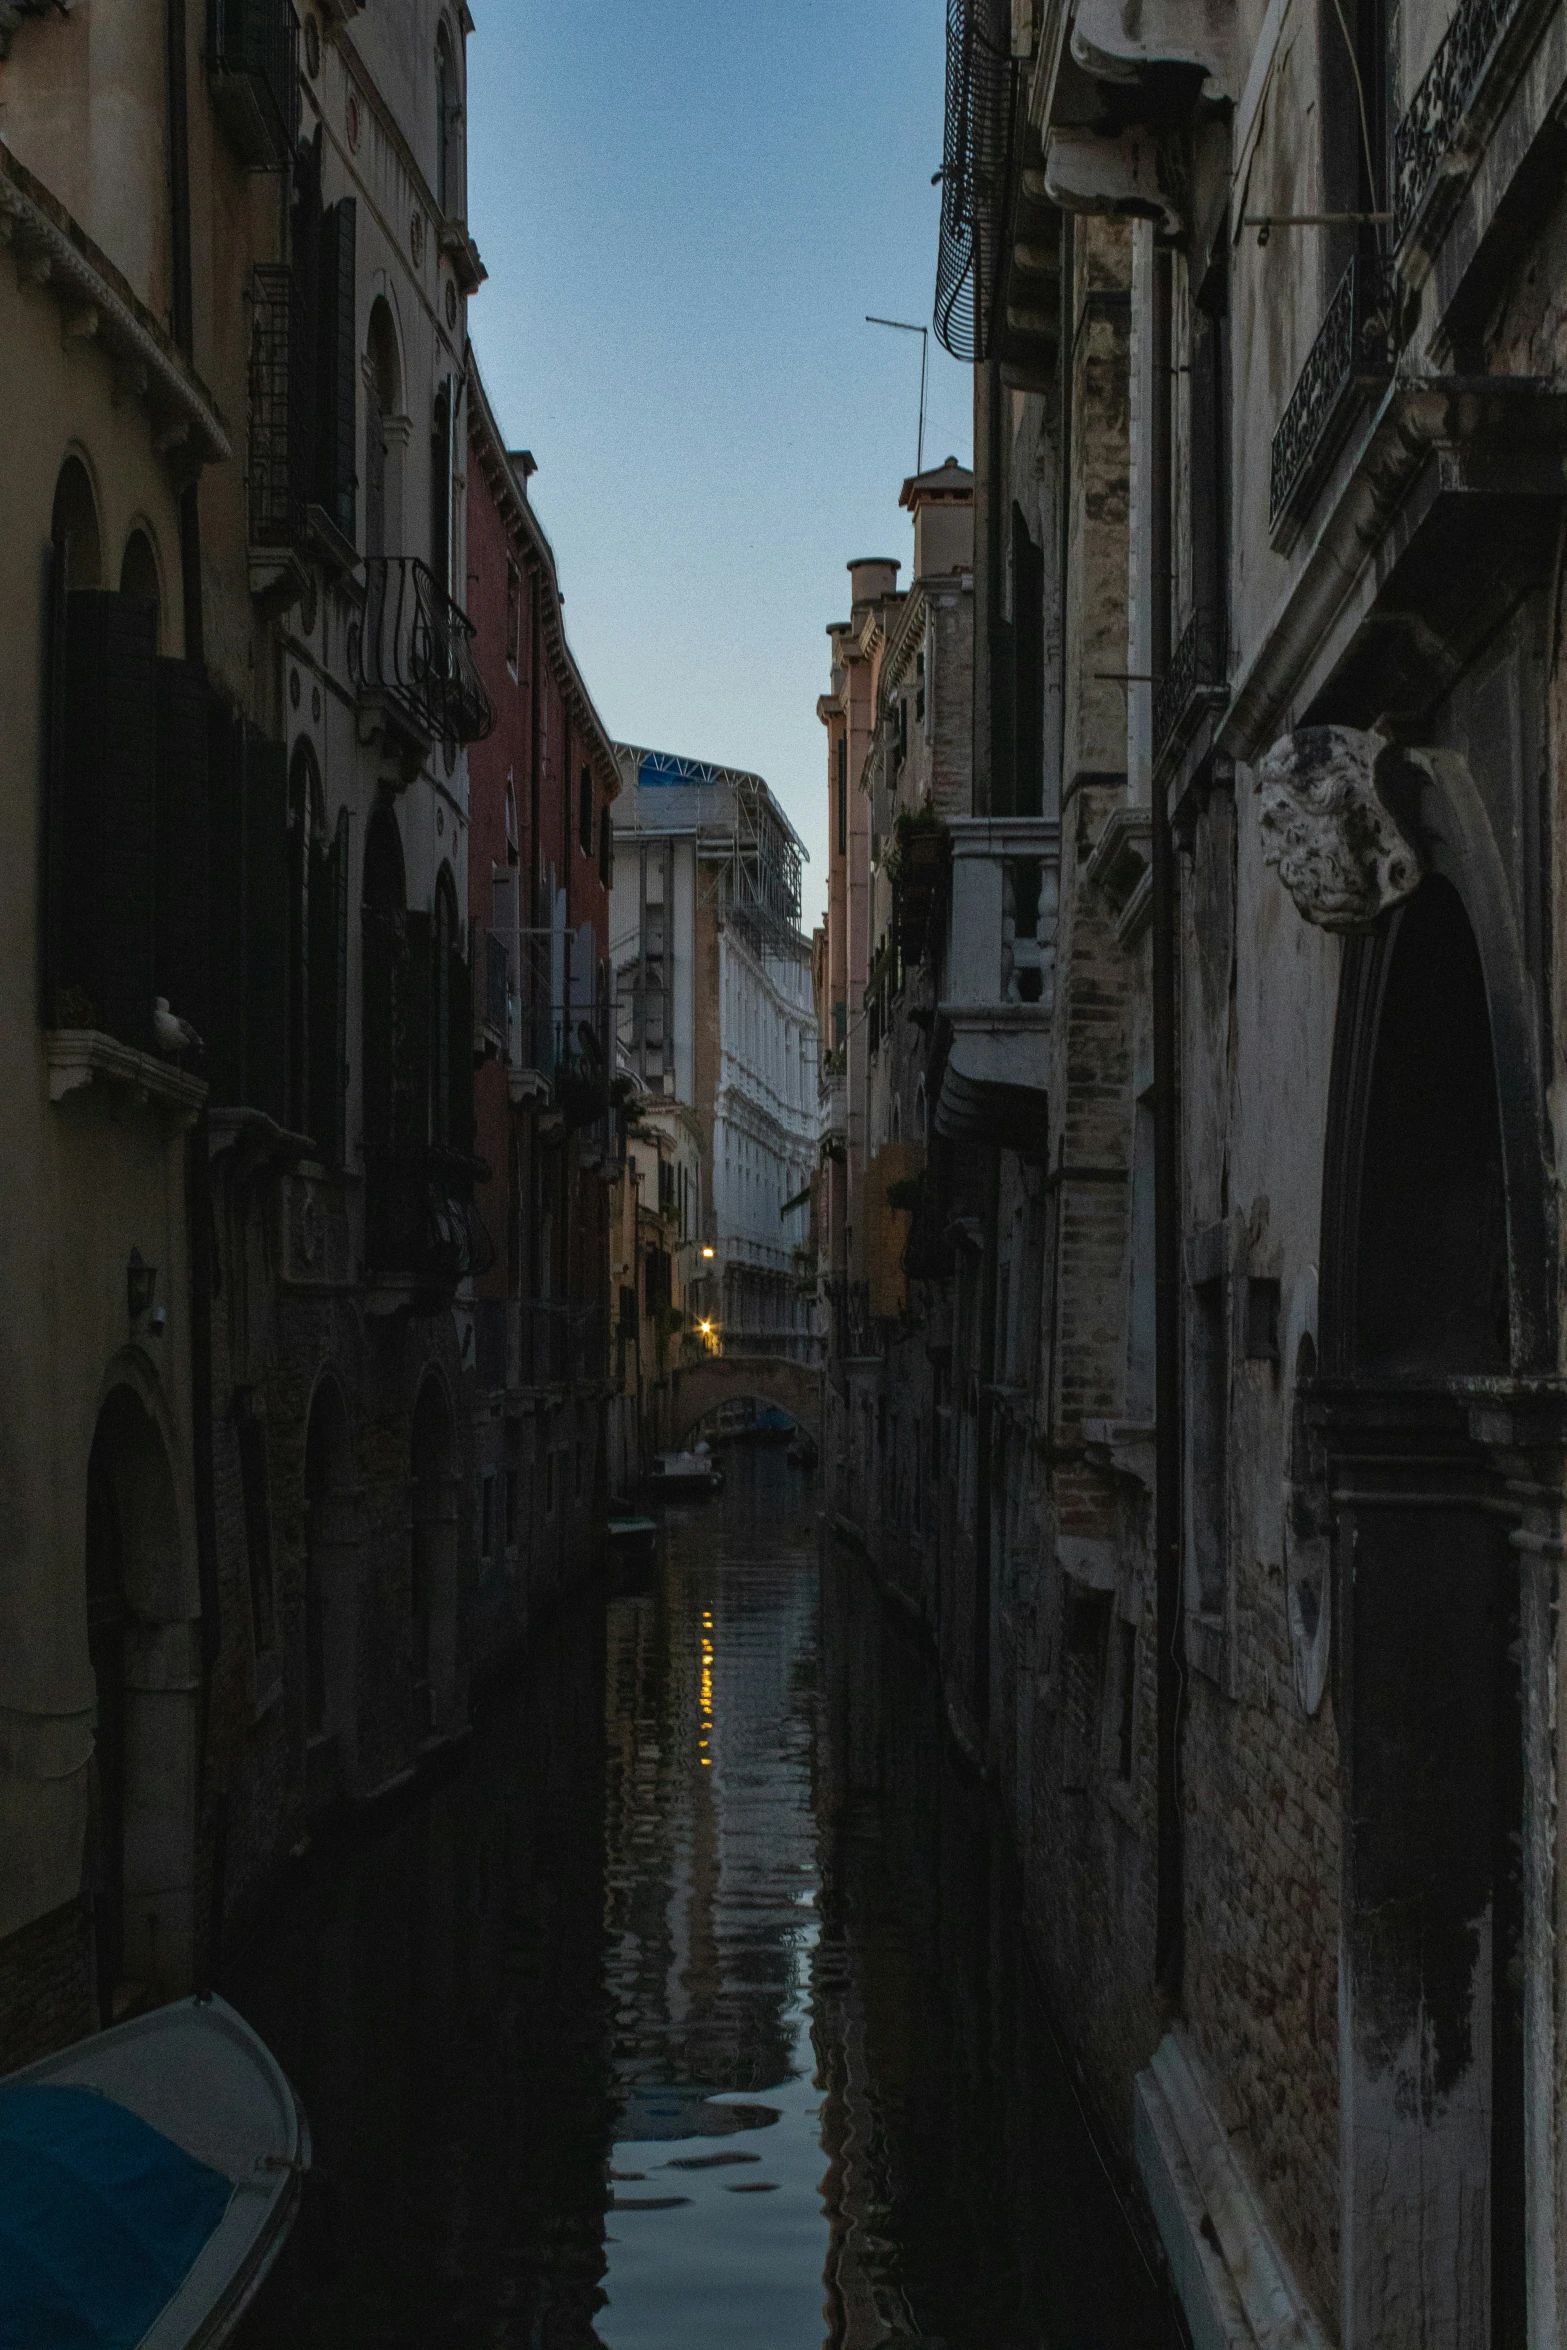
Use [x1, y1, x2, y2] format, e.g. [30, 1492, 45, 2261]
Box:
[0, 2082, 232, 2350]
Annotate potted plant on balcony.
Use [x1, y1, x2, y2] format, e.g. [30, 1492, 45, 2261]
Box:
[885, 804, 949, 959]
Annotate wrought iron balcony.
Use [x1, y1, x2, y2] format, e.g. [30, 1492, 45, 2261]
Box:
[1269, 246, 1398, 529]
[934, 0, 1018, 363]
[354, 557, 494, 750]
[1394, 0, 1521, 246]
[1154, 604, 1227, 762]
[247, 265, 296, 550]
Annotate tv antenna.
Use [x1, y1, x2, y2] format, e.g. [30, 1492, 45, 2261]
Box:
[865, 315, 929, 476]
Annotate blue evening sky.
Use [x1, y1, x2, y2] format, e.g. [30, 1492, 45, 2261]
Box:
[465, 1, 972, 922]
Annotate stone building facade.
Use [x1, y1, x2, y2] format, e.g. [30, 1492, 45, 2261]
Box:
[611, 748, 818, 1377]
[820, 0, 1567, 2339]
[0, 1, 614, 2068]
[464, 355, 620, 1668]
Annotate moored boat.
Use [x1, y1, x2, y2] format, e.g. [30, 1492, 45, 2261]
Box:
[0, 1992, 309, 2349]
[648, 1449, 725, 1497]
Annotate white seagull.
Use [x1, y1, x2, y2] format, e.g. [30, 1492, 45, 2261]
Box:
[153, 997, 204, 1057]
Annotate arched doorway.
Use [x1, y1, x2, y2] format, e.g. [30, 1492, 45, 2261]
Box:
[411, 1376, 458, 1738]
[1322, 875, 1524, 2348]
[83, 1387, 196, 2019]
[303, 1375, 359, 1802]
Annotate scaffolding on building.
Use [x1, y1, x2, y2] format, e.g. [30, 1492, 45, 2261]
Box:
[615, 745, 807, 959]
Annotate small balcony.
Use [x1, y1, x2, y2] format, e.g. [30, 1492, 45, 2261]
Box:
[364, 1144, 493, 1303]
[1154, 603, 1227, 769]
[512, 986, 614, 1130]
[1270, 244, 1399, 534]
[353, 557, 494, 760]
[935, 817, 1059, 1159]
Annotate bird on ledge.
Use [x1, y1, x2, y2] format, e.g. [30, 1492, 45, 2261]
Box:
[153, 998, 204, 1058]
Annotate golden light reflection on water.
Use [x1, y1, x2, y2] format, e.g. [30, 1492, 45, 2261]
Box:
[700, 1612, 714, 1763]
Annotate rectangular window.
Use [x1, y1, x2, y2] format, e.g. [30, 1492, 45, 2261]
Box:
[575, 1442, 585, 1500]
[504, 1468, 518, 1547]
[506, 560, 521, 671]
[480, 1472, 495, 1561]
[599, 806, 612, 888]
[579, 766, 593, 856]
[544, 1450, 556, 1516]
[836, 736, 847, 857]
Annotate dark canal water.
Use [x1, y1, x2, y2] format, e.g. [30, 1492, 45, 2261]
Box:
[227, 1448, 1180, 2349]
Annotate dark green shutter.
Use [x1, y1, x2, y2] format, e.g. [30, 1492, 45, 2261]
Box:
[59, 592, 157, 1048]
[398, 909, 432, 1155]
[361, 904, 399, 1157]
[309, 807, 348, 1161]
[155, 660, 211, 1040]
[39, 541, 66, 1025]
[448, 934, 473, 1154]
[244, 729, 288, 1124]
[206, 700, 247, 1104]
[317, 199, 358, 546]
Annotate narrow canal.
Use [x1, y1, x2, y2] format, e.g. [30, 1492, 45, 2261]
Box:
[228, 1447, 1180, 2349]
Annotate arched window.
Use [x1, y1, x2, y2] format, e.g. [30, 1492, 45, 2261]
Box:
[362, 800, 407, 1177]
[365, 298, 403, 563]
[119, 528, 161, 642]
[51, 454, 101, 589]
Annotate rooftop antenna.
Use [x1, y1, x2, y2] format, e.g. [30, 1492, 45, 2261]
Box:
[865, 315, 928, 476]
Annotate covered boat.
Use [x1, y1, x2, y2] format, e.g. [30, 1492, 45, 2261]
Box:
[0, 1992, 308, 2349]
[648, 1449, 725, 1497]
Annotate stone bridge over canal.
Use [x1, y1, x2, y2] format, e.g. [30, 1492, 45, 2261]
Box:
[666, 1351, 822, 1452]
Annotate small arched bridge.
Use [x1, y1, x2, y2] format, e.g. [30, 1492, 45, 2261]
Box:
[667, 1352, 822, 1453]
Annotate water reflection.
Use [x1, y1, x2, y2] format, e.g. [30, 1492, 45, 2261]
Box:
[228, 1447, 1178, 2349]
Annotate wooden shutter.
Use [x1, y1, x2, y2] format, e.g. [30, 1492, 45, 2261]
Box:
[317, 198, 358, 546]
[309, 807, 349, 1161]
[448, 934, 474, 1155]
[206, 699, 247, 1104]
[155, 659, 211, 1039]
[39, 541, 67, 1025]
[398, 909, 433, 1154]
[59, 591, 157, 1047]
[244, 729, 288, 1124]
[361, 904, 399, 1157]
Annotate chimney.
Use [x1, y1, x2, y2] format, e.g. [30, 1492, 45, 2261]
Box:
[899, 455, 974, 579]
[847, 556, 900, 606]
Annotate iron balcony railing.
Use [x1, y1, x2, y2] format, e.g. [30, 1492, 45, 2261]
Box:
[934, 0, 1018, 362]
[1394, 0, 1521, 244]
[355, 556, 495, 748]
[1154, 604, 1227, 762]
[1269, 244, 1399, 527]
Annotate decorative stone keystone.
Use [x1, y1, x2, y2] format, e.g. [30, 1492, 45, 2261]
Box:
[1256, 724, 1422, 931]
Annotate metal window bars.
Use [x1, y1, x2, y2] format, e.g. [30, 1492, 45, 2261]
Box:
[1269, 243, 1398, 527]
[208, 0, 300, 168]
[355, 556, 495, 748]
[247, 265, 294, 548]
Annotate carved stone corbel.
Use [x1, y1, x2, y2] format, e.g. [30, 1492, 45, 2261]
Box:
[1042, 126, 1183, 236]
[1255, 724, 1423, 932]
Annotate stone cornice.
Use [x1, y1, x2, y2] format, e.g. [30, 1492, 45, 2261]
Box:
[880, 585, 928, 700]
[331, 22, 485, 296]
[466, 351, 620, 797]
[0, 140, 230, 468]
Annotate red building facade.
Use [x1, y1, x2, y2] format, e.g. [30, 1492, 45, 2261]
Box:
[464, 357, 621, 1665]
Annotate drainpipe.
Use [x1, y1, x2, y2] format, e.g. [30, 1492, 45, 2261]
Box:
[1151, 770, 1184, 1996]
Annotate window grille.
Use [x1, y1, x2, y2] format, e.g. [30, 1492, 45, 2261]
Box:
[934, 0, 1017, 363]
[248, 266, 295, 547]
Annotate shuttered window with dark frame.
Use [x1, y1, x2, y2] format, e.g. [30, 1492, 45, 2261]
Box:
[206, 701, 248, 1105]
[154, 659, 212, 1046]
[245, 732, 290, 1129]
[48, 591, 159, 1049]
[317, 199, 358, 548]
